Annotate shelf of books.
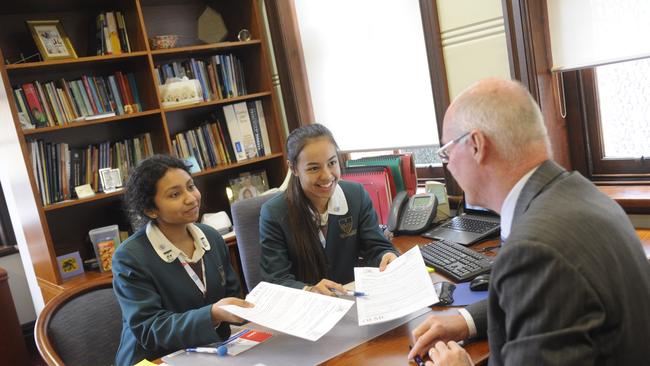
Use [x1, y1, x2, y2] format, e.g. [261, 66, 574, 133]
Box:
[0, 0, 286, 301]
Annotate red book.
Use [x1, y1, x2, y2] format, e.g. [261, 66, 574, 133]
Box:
[21, 83, 48, 127]
[114, 71, 133, 112]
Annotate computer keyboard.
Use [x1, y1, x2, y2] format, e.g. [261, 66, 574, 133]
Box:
[420, 239, 494, 282]
[442, 217, 500, 234]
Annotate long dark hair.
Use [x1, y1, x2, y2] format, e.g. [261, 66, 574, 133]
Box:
[124, 154, 190, 230]
[285, 123, 339, 284]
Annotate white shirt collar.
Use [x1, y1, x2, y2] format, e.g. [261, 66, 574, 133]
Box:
[146, 222, 210, 263]
[499, 165, 540, 241]
[315, 183, 349, 226]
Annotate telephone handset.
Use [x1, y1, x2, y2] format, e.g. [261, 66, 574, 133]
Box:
[387, 191, 438, 235]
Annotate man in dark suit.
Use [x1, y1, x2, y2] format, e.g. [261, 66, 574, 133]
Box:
[408, 78, 650, 365]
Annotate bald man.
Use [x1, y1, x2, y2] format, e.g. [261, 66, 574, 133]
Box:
[408, 78, 650, 365]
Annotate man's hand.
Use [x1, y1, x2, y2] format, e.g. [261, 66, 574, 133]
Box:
[408, 314, 470, 360]
[425, 341, 473, 366]
[307, 279, 346, 296]
[211, 297, 254, 325]
[379, 252, 398, 271]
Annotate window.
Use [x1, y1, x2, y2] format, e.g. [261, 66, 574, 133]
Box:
[565, 58, 650, 182]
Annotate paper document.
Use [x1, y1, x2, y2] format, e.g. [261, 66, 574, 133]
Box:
[355, 246, 438, 325]
[220, 281, 354, 341]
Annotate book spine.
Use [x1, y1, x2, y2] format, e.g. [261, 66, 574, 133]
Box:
[126, 73, 142, 112]
[106, 11, 122, 55]
[34, 81, 55, 126]
[107, 76, 125, 115]
[233, 101, 257, 159]
[22, 83, 48, 127]
[81, 76, 100, 114]
[246, 100, 264, 156]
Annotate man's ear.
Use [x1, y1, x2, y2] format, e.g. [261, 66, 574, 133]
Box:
[471, 131, 488, 164]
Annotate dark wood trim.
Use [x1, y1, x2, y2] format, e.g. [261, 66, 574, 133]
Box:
[419, 0, 460, 194]
[264, 0, 315, 131]
[0, 182, 17, 248]
[501, 0, 572, 170]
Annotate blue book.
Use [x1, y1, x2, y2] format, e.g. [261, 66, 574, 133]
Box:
[126, 73, 142, 112]
[107, 76, 125, 115]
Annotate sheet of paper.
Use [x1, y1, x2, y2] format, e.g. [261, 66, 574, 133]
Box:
[355, 246, 438, 325]
[220, 281, 354, 341]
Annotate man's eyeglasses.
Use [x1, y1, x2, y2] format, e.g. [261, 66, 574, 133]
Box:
[436, 131, 471, 164]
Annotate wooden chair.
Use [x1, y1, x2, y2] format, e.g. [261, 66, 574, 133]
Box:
[35, 277, 122, 366]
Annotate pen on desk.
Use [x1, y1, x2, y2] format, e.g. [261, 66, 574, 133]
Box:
[186, 329, 250, 354]
[409, 345, 426, 366]
[329, 288, 367, 297]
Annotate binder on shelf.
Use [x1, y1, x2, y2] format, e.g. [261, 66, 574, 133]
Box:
[341, 166, 394, 225]
[346, 155, 405, 195]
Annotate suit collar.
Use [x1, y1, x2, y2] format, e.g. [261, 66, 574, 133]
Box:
[511, 160, 567, 228]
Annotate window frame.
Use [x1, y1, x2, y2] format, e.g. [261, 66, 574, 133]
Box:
[565, 69, 650, 182]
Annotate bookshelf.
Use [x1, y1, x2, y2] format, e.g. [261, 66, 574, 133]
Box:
[0, 0, 286, 302]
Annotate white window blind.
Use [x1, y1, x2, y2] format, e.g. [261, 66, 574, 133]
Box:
[294, 0, 438, 151]
[547, 0, 650, 71]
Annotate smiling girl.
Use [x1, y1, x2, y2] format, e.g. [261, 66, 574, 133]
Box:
[260, 124, 399, 296]
[112, 155, 251, 366]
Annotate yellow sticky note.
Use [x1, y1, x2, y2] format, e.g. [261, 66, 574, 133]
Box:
[134, 360, 157, 366]
[427, 266, 435, 273]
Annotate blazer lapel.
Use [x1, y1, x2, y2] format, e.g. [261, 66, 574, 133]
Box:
[511, 160, 567, 228]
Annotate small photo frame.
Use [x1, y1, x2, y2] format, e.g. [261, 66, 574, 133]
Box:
[27, 20, 77, 61]
[99, 168, 123, 192]
[56, 251, 85, 280]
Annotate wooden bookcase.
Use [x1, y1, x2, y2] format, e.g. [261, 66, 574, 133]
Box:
[0, 0, 286, 302]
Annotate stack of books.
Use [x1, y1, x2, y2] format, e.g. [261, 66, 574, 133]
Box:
[154, 53, 247, 102]
[96, 11, 132, 55]
[171, 100, 271, 169]
[13, 72, 142, 129]
[28, 133, 153, 205]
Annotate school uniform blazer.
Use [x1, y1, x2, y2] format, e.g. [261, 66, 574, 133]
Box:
[259, 180, 399, 288]
[466, 160, 650, 365]
[112, 223, 241, 366]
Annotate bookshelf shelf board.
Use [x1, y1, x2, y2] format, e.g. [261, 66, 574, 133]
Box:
[5, 51, 150, 71]
[150, 40, 261, 57]
[192, 152, 284, 178]
[43, 189, 124, 212]
[60, 270, 113, 290]
[162, 91, 272, 113]
[22, 109, 162, 136]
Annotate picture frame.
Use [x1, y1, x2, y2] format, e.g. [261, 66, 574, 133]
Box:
[26, 20, 78, 61]
[227, 170, 269, 203]
[56, 251, 85, 280]
[99, 168, 123, 192]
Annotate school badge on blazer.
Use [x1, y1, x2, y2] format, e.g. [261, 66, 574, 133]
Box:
[217, 265, 226, 286]
[339, 216, 357, 238]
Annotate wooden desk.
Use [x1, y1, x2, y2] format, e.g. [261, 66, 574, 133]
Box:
[322, 235, 494, 366]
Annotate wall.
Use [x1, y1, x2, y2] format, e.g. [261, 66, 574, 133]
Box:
[437, 0, 511, 99]
[0, 253, 36, 324]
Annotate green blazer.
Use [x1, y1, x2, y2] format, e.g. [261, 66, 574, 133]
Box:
[112, 223, 240, 366]
[259, 180, 398, 288]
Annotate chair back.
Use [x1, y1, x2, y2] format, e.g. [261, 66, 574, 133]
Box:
[231, 192, 278, 291]
[35, 277, 122, 366]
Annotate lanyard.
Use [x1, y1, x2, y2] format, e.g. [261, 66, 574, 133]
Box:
[178, 256, 207, 297]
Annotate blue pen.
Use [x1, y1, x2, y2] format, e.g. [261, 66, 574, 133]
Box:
[346, 290, 367, 297]
[186, 329, 250, 355]
[409, 346, 425, 366]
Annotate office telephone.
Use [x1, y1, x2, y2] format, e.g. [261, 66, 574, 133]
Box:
[387, 191, 438, 235]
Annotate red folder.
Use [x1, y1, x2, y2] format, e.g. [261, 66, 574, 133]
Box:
[342, 166, 394, 225]
[399, 153, 417, 195]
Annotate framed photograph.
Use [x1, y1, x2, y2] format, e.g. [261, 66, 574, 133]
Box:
[56, 251, 85, 280]
[26, 20, 78, 60]
[99, 168, 123, 192]
[227, 170, 269, 203]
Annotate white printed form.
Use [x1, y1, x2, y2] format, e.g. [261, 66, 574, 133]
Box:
[355, 246, 438, 325]
[220, 281, 354, 341]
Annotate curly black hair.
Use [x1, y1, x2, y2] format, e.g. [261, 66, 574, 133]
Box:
[123, 154, 190, 230]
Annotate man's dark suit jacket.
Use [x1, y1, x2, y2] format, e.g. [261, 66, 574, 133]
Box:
[466, 160, 650, 365]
